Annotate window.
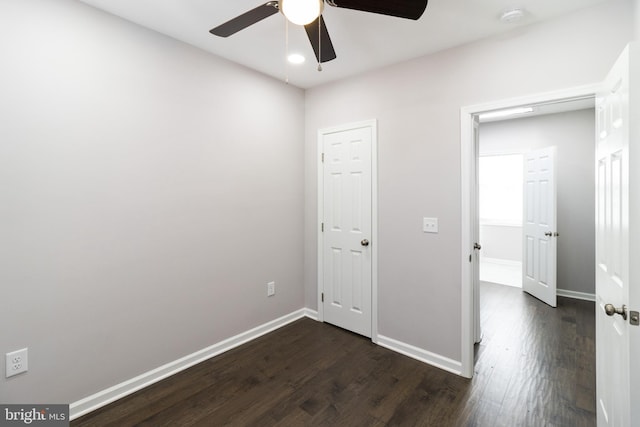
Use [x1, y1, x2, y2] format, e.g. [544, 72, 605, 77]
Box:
[479, 154, 523, 226]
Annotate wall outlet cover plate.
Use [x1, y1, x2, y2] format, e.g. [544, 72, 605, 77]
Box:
[6, 348, 28, 378]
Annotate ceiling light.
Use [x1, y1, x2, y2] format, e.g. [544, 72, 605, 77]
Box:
[478, 107, 534, 120]
[280, 0, 324, 26]
[288, 53, 306, 64]
[499, 8, 525, 23]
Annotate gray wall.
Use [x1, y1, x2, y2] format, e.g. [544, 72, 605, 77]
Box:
[0, 0, 305, 404]
[479, 224, 522, 262]
[480, 110, 596, 295]
[304, 2, 633, 361]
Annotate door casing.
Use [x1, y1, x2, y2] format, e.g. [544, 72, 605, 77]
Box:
[460, 84, 600, 378]
[317, 119, 379, 343]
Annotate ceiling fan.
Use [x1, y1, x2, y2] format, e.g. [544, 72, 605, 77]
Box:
[210, 0, 429, 64]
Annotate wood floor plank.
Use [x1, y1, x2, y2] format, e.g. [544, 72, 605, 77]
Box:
[72, 282, 595, 426]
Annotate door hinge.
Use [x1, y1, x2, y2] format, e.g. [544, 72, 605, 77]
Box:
[469, 254, 472, 263]
[321, 292, 324, 302]
[321, 222, 324, 232]
[321, 153, 325, 163]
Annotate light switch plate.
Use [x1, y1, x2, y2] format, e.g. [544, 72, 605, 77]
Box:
[423, 217, 438, 233]
[267, 281, 275, 297]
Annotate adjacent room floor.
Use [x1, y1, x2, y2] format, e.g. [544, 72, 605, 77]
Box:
[480, 259, 522, 288]
[72, 282, 595, 426]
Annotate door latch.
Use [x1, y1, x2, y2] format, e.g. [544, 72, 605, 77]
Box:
[605, 304, 639, 326]
[630, 310, 639, 326]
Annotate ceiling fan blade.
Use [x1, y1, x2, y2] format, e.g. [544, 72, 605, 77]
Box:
[304, 15, 337, 63]
[326, 0, 428, 20]
[210, 2, 279, 37]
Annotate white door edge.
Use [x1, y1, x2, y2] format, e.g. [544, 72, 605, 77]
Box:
[459, 84, 601, 378]
[317, 119, 379, 343]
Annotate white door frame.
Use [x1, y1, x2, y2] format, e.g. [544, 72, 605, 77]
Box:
[317, 119, 379, 343]
[460, 84, 600, 378]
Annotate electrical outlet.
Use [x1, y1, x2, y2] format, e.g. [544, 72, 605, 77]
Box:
[267, 281, 275, 297]
[6, 348, 28, 378]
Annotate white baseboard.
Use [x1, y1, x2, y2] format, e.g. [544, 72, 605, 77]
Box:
[303, 308, 319, 320]
[70, 308, 313, 420]
[480, 257, 521, 267]
[557, 289, 596, 302]
[376, 335, 462, 376]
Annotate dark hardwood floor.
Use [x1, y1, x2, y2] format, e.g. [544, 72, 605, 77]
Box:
[72, 282, 595, 426]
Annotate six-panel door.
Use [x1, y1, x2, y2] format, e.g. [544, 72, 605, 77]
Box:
[321, 126, 373, 337]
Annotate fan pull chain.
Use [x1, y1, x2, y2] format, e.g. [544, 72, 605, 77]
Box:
[317, 16, 323, 72]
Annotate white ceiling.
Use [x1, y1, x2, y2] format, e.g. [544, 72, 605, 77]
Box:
[78, 0, 611, 89]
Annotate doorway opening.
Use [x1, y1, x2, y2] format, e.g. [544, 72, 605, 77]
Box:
[478, 152, 524, 288]
[460, 86, 599, 378]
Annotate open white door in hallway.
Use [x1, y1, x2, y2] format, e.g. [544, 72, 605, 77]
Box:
[319, 121, 375, 338]
[595, 43, 640, 427]
[472, 117, 482, 344]
[522, 147, 558, 307]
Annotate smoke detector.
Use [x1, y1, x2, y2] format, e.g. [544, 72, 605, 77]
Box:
[500, 8, 525, 23]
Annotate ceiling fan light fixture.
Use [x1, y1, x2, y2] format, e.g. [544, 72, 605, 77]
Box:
[280, 0, 324, 26]
[288, 53, 306, 64]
